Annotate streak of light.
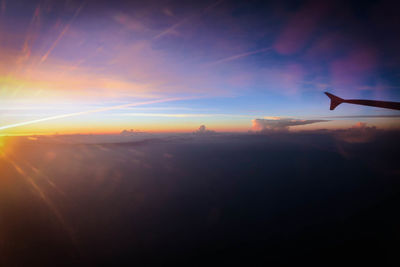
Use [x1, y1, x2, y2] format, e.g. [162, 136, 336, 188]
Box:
[39, 3, 85, 64]
[17, 5, 41, 66]
[208, 47, 271, 65]
[321, 115, 400, 119]
[115, 113, 254, 118]
[0, 97, 187, 131]
[153, 0, 224, 40]
[0, 136, 4, 151]
[4, 155, 77, 246]
[24, 160, 66, 196]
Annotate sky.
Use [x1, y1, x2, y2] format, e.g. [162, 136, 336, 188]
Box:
[1, 0, 400, 135]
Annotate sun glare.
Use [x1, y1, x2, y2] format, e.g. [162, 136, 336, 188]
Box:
[0, 137, 5, 155]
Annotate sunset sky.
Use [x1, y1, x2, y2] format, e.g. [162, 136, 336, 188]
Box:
[1, 0, 400, 135]
[2, 1, 400, 265]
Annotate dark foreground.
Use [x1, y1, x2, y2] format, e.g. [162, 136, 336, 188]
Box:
[1, 131, 399, 266]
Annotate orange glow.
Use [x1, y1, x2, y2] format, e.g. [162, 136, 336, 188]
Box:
[0, 136, 4, 153]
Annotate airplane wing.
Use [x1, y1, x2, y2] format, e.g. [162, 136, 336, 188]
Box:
[325, 92, 400, 111]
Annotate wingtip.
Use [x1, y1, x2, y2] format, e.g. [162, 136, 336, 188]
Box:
[324, 92, 343, 110]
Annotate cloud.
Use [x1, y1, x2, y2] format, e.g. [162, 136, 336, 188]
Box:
[0, 97, 185, 131]
[330, 46, 378, 91]
[208, 47, 271, 65]
[252, 117, 327, 132]
[120, 129, 145, 136]
[153, 17, 187, 39]
[162, 8, 174, 17]
[115, 113, 252, 118]
[193, 125, 216, 135]
[334, 122, 378, 143]
[39, 3, 85, 64]
[274, 1, 332, 55]
[258, 63, 306, 95]
[153, 0, 224, 40]
[113, 13, 149, 32]
[323, 115, 400, 119]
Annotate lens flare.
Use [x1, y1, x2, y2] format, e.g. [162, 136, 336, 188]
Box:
[0, 136, 4, 153]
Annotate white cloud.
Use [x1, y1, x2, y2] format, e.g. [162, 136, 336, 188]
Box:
[252, 117, 327, 132]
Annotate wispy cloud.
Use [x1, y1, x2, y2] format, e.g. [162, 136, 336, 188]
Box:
[153, 0, 223, 40]
[113, 13, 148, 32]
[17, 5, 41, 67]
[39, 3, 85, 64]
[116, 113, 253, 118]
[153, 17, 188, 39]
[208, 47, 271, 65]
[322, 115, 400, 119]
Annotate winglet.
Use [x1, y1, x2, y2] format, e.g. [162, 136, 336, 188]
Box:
[325, 92, 344, 110]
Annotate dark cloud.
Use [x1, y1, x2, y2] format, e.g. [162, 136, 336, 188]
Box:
[334, 122, 379, 143]
[193, 125, 216, 135]
[120, 129, 145, 136]
[2, 130, 400, 265]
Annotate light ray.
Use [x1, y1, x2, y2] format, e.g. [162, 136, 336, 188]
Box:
[24, 160, 66, 196]
[0, 97, 187, 131]
[39, 3, 85, 64]
[4, 155, 77, 245]
[208, 47, 271, 65]
[153, 0, 224, 40]
[116, 113, 254, 118]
